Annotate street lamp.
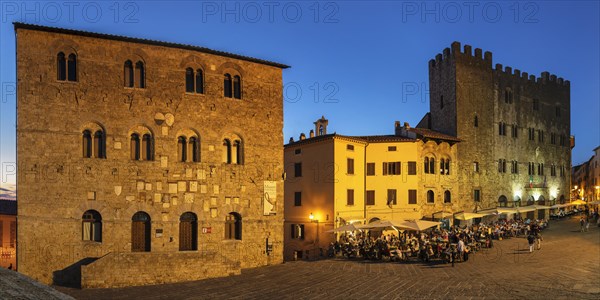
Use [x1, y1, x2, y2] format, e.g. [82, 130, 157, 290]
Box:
[309, 213, 319, 260]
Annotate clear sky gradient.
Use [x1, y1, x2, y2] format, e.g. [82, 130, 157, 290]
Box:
[0, 1, 599, 186]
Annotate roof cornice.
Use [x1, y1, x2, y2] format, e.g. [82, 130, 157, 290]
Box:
[14, 22, 290, 69]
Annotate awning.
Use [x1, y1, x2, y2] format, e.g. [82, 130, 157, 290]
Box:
[454, 212, 487, 220]
[531, 204, 551, 210]
[326, 223, 359, 233]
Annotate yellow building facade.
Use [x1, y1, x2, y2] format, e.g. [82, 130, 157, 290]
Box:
[283, 118, 459, 261]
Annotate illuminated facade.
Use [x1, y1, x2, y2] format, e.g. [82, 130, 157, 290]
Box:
[283, 118, 459, 261]
[427, 42, 572, 219]
[572, 146, 600, 203]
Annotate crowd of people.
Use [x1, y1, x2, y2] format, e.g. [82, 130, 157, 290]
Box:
[327, 218, 547, 264]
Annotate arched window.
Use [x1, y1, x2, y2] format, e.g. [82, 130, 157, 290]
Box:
[67, 53, 77, 82]
[132, 212, 151, 252]
[223, 139, 232, 163]
[179, 212, 198, 251]
[439, 158, 450, 175]
[82, 130, 92, 158]
[444, 190, 451, 203]
[234, 140, 243, 165]
[178, 136, 187, 162]
[57, 52, 66, 81]
[93, 130, 105, 159]
[319, 125, 324, 136]
[424, 157, 429, 174]
[189, 137, 200, 162]
[224, 74, 232, 98]
[498, 195, 508, 207]
[233, 75, 241, 99]
[474, 115, 478, 127]
[196, 69, 204, 94]
[526, 196, 534, 206]
[135, 61, 145, 88]
[130, 133, 140, 160]
[429, 157, 435, 174]
[225, 212, 242, 240]
[124, 60, 134, 87]
[514, 196, 522, 207]
[427, 190, 435, 203]
[82, 210, 102, 242]
[142, 133, 153, 161]
[185, 68, 194, 92]
[440, 159, 445, 174]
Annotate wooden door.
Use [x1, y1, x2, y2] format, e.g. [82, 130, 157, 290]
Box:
[132, 221, 147, 252]
[179, 221, 192, 251]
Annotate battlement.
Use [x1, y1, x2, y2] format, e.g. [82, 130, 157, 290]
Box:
[429, 41, 569, 88]
[429, 41, 492, 68]
[494, 64, 569, 87]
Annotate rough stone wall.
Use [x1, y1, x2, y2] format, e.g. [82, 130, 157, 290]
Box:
[16, 27, 285, 286]
[81, 251, 241, 288]
[429, 42, 570, 213]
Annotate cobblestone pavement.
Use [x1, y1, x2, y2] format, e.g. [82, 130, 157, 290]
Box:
[58, 217, 600, 300]
[0, 268, 74, 300]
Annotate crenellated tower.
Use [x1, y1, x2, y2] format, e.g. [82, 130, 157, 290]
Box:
[427, 41, 571, 213]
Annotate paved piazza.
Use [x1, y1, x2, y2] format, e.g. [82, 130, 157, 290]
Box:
[58, 217, 599, 300]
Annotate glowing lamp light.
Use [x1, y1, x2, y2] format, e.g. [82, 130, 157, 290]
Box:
[309, 213, 314, 220]
[513, 190, 522, 199]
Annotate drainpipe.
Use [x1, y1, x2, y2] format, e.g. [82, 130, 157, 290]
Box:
[363, 142, 368, 223]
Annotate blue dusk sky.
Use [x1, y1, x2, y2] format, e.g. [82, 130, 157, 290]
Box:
[0, 1, 599, 187]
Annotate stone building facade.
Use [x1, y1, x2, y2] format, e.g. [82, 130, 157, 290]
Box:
[15, 23, 287, 288]
[427, 42, 572, 218]
[283, 118, 459, 261]
[572, 146, 600, 203]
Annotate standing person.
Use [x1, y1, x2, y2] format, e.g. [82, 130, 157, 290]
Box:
[585, 218, 590, 232]
[535, 233, 542, 250]
[580, 217, 586, 232]
[527, 233, 535, 253]
[457, 238, 465, 262]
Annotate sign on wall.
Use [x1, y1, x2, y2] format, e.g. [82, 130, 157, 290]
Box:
[202, 227, 212, 234]
[263, 181, 277, 215]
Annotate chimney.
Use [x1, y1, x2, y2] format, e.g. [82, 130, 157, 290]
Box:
[299, 133, 306, 140]
[396, 122, 416, 138]
[289, 137, 294, 143]
[309, 130, 315, 138]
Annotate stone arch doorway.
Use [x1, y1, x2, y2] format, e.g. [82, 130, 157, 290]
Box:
[538, 196, 546, 220]
[132, 211, 151, 252]
[526, 196, 535, 220]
